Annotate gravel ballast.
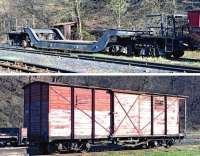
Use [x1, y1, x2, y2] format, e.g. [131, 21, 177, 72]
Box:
[0, 50, 175, 73]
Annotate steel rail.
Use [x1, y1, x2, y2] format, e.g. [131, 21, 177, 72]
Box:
[0, 46, 200, 73]
[0, 58, 75, 73]
[78, 55, 200, 73]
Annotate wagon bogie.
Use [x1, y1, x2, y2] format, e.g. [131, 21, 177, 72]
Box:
[43, 137, 180, 154]
[42, 139, 92, 153]
[40, 136, 179, 153]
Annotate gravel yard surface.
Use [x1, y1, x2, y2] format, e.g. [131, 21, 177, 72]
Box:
[0, 67, 20, 73]
[1, 139, 198, 156]
[0, 50, 175, 73]
[0, 147, 28, 156]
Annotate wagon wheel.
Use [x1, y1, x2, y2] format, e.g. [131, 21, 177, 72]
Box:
[81, 142, 91, 153]
[109, 45, 120, 54]
[152, 46, 160, 57]
[22, 40, 28, 48]
[173, 50, 184, 59]
[166, 139, 175, 147]
[164, 53, 172, 58]
[71, 142, 80, 152]
[108, 45, 127, 55]
[142, 141, 149, 149]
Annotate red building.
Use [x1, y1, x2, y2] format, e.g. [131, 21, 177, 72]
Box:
[52, 22, 77, 40]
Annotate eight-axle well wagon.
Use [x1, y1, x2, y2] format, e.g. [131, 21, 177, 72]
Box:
[23, 81, 187, 153]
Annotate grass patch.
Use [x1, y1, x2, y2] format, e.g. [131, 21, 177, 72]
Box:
[188, 131, 200, 135]
[184, 51, 200, 59]
[97, 146, 200, 156]
[88, 52, 200, 68]
[187, 131, 200, 137]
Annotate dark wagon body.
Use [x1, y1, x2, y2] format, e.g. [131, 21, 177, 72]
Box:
[23, 81, 187, 153]
[0, 128, 27, 147]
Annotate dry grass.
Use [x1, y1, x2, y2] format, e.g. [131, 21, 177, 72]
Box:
[187, 131, 200, 138]
[94, 145, 200, 156]
[184, 51, 200, 59]
[88, 50, 200, 68]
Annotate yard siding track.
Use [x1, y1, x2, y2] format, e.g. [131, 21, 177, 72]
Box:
[0, 58, 75, 73]
[0, 46, 200, 73]
[0, 141, 199, 156]
[36, 144, 200, 156]
[77, 55, 200, 73]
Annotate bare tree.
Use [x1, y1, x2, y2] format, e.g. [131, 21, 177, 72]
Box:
[108, 0, 128, 28]
[74, 0, 83, 39]
[0, 0, 193, 38]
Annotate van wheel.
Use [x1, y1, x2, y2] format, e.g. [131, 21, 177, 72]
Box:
[22, 40, 28, 48]
[81, 142, 91, 152]
[173, 51, 184, 59]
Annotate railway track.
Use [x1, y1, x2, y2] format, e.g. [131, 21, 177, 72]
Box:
[1, 144, 199, 156]
[0, 46, 200, 73]
[35, 144, 200, 156]
[0, 58, 75, 73]
[77, 55, 200, 73]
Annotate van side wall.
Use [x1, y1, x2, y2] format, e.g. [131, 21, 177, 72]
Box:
[24, 82, 185, 144]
